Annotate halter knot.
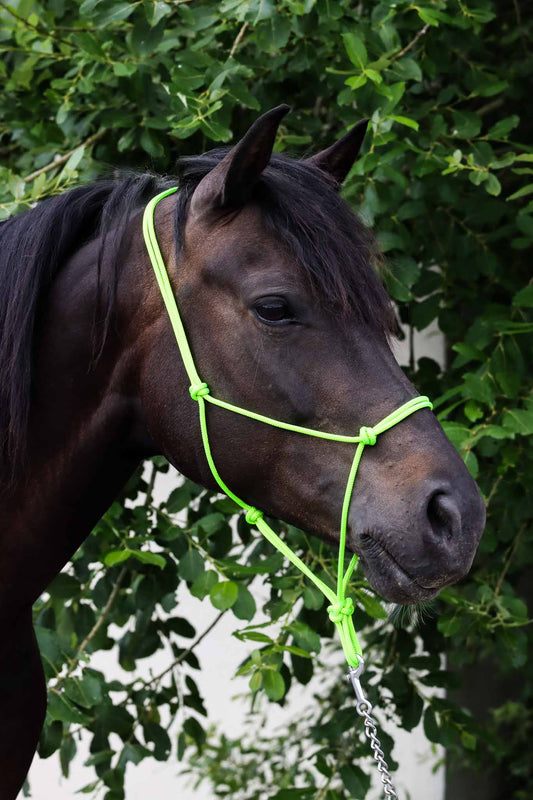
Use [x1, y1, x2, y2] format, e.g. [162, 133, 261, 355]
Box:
[358, 425, 377, 446]
[245, 507, 263, 525]
[189, 382, 210, 401]
[327, 597, 354, 624]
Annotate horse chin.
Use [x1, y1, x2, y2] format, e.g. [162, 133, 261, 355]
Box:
[354, 537, 442, 605]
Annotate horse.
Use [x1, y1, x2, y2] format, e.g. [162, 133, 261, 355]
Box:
[0, 105, 485, 799]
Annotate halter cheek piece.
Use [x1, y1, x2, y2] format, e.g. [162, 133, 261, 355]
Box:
[142, 187, 432, 669]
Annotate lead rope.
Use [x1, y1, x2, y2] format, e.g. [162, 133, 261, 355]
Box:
[143, 188, 432, 799]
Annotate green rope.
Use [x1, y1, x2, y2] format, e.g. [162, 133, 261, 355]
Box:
[143, 187, 433, 669]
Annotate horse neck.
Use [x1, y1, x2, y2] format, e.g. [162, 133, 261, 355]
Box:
[0, 217, 164, 610]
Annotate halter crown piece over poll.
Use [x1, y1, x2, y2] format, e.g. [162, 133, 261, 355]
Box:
[143, 187, 433, 799]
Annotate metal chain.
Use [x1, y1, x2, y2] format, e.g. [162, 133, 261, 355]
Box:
[347, 659, 400, 799]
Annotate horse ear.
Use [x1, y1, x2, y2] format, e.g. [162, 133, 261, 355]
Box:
[306, 118, 369, 185]
[189, 104, 290, 215]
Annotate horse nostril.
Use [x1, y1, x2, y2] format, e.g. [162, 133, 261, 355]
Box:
[427, 491, 458, 541]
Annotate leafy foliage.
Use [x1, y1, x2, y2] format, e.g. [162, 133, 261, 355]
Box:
[1, 0, 532, 797]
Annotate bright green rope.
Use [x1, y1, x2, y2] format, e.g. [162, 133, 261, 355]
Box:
[143, 188, 433, 668]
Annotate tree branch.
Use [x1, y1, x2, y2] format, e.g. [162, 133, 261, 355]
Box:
[146, 461, 158, 505]
[477, 97, 505, 117]
[75, 566, 127, 660]
[0, 1, 72, 46]
[229, 21, 249, 60]
[24, 129, 106, 183]
[392, 23, 431, 62]
[494, 524, 525, 596]
[142, 610, 227, 688]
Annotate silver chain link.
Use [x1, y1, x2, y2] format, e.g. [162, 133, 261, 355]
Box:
[347, 659, 400, 800]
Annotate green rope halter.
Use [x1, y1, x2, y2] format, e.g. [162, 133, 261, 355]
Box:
[142, 187, 433, 668]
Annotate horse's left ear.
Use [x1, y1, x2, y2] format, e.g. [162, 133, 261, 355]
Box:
[189, 104, 290, 216]
[306, 118, 369, 185]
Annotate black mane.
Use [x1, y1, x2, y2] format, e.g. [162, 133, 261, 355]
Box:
[0, 150, 393, 479]
[0, 173, 175, 480]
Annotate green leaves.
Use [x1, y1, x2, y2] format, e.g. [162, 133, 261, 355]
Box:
[502, 407, 533, 436]
[262, 668, 286, 701]
[416, 7, 442, 26]
[488, 115, 520, 139]
[513, 285, 533, 307]
[508, 183, 533, 201]
[485, 173, 502, 196]
[166, 484, 193, 513]
[355, 589, 387, 620]
[386, 256, 420, 302]
[47, 692, 91, 725]
[339, 764, 371, 796]
[63, 146, 85, 174]
[103, 550, 131, 567]
[47, 573, 81, 598]
[140, 129, 165, 159]
[232, 584, 257, 620]
[209, 580, 239, 610]
[183, 716, 206, 751]
[179, 549, 205, 582]
[63, 672, 103, 709]
[342, 33, 367, 69]
[131, 550, 166, 568]
[289, 621, 321, 654]
[423, 707, 441, 743]
[256, 15, 291, 52]
[103, 548, 166, 568]
[143, 721, 172, 760]
[390, 114, 419, 131]
[190, 569, 218, 599]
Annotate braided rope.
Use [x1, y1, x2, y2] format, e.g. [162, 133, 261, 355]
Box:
[142, 186, 433, 671]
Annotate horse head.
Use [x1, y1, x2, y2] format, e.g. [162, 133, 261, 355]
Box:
[136, 106, 485, 604]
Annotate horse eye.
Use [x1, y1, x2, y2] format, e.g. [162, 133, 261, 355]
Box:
[253, 297, 294, 325]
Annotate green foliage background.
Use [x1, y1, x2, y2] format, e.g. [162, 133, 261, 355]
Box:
[1, 0, 532, 797]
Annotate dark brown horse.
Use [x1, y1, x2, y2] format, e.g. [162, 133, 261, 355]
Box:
[0, 106, 485, 799]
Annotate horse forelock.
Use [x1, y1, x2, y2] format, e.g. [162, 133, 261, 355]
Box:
[175, 148, 396, 333]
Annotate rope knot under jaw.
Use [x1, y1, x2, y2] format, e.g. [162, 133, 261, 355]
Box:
[245, 507, 263, 525]
[327, 597, 354, 624]
[189, 382, 210, 401]
[358, 426, 377, 446]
